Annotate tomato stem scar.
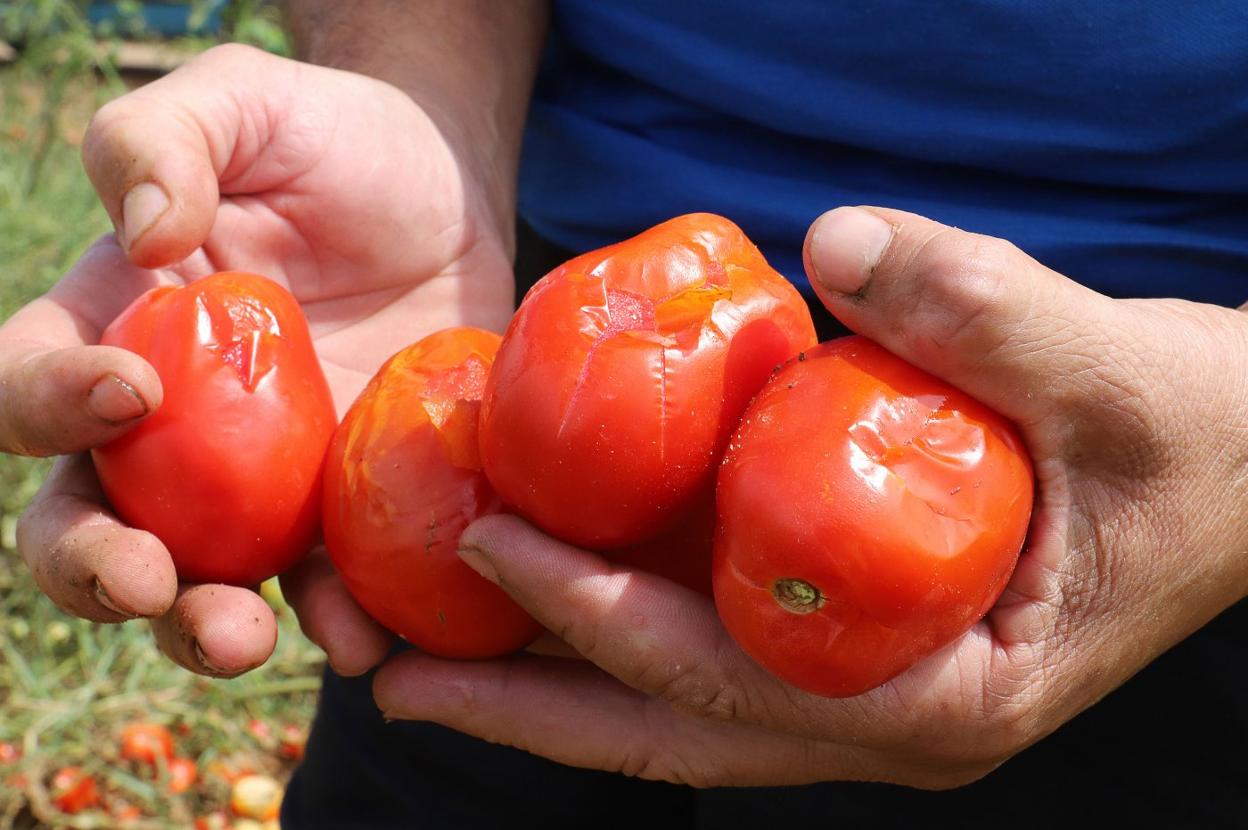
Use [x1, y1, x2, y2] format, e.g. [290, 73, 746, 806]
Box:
[772, 578, 824, 614]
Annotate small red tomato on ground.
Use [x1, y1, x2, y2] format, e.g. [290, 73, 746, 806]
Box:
[246, 719, 273, 744]
[206, 756, 255, 786]
[50, 766, 101, 814]
[481, 213, 816, 549]
[278, 724, 306, 762]
[0, 742, 18, 763]
[714, 337, 1034, 698]
[92, 272, 336, 585]
[324, 328, 541, 658]
[119, 722, 175, 767]
[167, 756, 198, 794]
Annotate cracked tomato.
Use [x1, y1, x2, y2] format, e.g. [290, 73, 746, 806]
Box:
[323, 328, 541, 658]
[92, 272, 336, 586]
[480, 213, 816, 550]
[714, 336, 1034, 697]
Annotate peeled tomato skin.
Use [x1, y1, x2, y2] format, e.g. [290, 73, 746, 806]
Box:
[322, 328, 542, 660]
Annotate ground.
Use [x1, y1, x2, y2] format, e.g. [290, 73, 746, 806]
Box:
[0, 8, 323, 827]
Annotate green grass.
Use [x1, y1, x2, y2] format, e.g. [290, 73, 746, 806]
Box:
[0, 8, 320, 828]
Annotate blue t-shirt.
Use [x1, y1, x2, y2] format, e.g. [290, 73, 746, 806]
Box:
[519, 1, 1248, 305]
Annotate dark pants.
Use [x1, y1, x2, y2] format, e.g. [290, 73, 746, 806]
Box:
[282, 222, 1248, 829]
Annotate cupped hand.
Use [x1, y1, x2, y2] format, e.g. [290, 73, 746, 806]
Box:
[7, 44, 514, 678]
[373, 206, 1248, 787]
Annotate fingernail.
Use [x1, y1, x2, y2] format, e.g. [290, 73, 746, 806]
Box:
[87, 374, 149, 423]
[193, 638, 229, 676]
[808, 207, 895, 295]
[120, 181, 170, 250]
[457, 544, 499, 584]
[94, 577, 137, 618]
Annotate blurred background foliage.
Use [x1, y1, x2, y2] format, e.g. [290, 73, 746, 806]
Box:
[0, 4, 324, 828]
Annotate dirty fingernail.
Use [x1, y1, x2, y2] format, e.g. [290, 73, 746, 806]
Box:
[120, 181, 170, 250]
[87, 374, 149, 423]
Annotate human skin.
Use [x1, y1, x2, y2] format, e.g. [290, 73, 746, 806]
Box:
[372, 206, 1248, 787]
[4, 0, 548, 677]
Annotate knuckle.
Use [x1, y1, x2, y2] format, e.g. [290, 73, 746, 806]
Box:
[552, 617, 601, 664]
[83, 95, 136, 154]
[895, 230, 1018, 357]
[635, 635, 751, 722]
[195, 41, 267, 67]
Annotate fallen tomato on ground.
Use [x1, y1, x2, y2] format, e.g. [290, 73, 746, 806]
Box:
[50, 766, 101, 814]
[230, 774, 283, 821]
[714, 336, 1035, 697]
[278, 724, 306, 762]
[167, 756, 198, 794]
[481, 213, 816, 550]
[92, 271, 336, 585]
[323, 328, 541, 658]
[119, 722, 175, 767]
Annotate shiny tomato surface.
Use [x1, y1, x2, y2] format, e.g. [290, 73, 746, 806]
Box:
[714, 337, 1034, 698]
[92, 272, 336, 586]
[322, 328, 541, 659]
[481, 213, 817, 550]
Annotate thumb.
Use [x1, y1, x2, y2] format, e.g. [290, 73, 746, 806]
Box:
[80, 43, 286, 268]
[803, 206, 1116, 424]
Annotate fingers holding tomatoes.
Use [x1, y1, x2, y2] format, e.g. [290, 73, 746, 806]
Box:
[0, 238, 165, 458]
[278, 550, 393, 677]
[803, 206, 1122, 428]
[17, 455, 177, 622]
[150, 584, 279, 678]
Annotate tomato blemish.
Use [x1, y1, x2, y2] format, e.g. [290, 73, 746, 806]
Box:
[773, 578, 825, 614]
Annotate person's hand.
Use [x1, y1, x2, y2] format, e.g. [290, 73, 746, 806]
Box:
[7, 44, 514, 678]
[373, 206, 1248, 787]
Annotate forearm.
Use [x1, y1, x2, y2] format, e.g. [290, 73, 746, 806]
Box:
[283, 0, 550, 252]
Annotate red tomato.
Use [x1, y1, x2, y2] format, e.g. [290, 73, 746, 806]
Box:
[167, 756, 198, 794]
[714, 337, 1034, 698]
[610, 495, 715, 596]
[278, 724, 307, 762]
[481, 213, 816, 549]
[50, 766, 100, 814]
[246, 719, 273, 744]
[323, 328, 541, 658]
[119, 722, 175, 767]
[92, 272, 337, 585]
[0, 742, 18, 763]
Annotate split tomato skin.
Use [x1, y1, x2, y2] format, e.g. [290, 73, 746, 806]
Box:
[322, 328, 541, 659]
[92, 272, 336, 586]
[481, 213, 817, 550]
[714, 336, 1034, 698]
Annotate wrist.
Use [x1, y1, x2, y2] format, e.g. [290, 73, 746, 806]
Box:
[283, 0, 548, 258]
